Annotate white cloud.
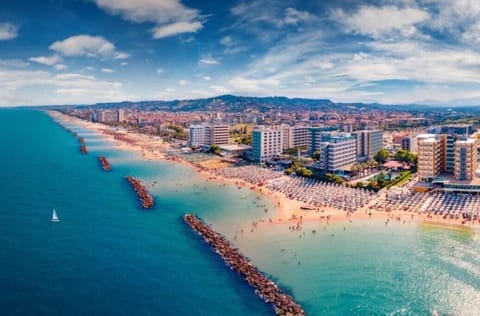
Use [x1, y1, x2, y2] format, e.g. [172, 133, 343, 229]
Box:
[92, 0, 203, 39]
[179, 80, 188, 85]
[333, 6, 430, 39]
[29, 55, 63, 66]
[85, 66, 95, 71]
[53, 64, 67, 71]
[0, 22, 18, 40]
[120, 62, 128, 66]
[199, 57, 219, 65]
[101, 68, 114, 73]
[284, 8, 312, 25]
[49, 35, 129, 59]
[203, 76, 211, 81]
[152, 21, 203, 39]
[0, 68, 131, 106]
[0, 59, 30, 68]
[156, 68, 164, 74]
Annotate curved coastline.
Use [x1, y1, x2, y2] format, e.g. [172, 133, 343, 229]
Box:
[46, 110, 480, 231]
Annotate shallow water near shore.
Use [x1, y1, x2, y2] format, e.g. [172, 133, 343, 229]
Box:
[1, 108, 480, 316]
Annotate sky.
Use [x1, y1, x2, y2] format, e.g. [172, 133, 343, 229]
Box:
[2, 0, 480, 106]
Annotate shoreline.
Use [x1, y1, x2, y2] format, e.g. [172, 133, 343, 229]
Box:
[47, 110, 480, 232]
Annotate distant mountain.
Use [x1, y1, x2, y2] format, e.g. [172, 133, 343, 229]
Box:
[63, 94, 480, 113]
[82, 95, 337, 112]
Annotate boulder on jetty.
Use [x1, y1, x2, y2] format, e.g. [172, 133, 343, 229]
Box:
[125, 176, 154, 209]
[80, 144, 87, 155]
[98, 156, 112, 171]
[183, 214, 305, 316]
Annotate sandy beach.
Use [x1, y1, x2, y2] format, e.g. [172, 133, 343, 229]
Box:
[48, 110, 480, 231]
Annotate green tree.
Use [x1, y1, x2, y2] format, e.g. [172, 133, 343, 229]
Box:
[209, 144, 221, 155]
[374, 148, 389, 164]
[312, 150, 321, 161]
[296, 167, 312, 177]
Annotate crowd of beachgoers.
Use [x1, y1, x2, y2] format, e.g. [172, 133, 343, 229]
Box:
[372, 191, 480, 223]
[214, 165, 284, 185]
[267, 176, 376, 212]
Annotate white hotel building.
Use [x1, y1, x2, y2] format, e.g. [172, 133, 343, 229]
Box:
[250, 126, 283, 162]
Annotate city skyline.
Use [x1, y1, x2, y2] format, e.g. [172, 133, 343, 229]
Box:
[2, 0, 480, 106]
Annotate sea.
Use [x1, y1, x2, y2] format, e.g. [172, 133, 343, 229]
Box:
[1, 108, 479, 316]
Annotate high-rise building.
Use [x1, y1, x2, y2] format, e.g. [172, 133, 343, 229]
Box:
[98, 110, 118, 123]
[282, 125, 310, 151]
[189, 124, 230, 147]
[117, 109, 125, 123]
[250, 126, 283, 162]
[401, 136, 418, 153]
[417, 134, 444, 180]
[353, 129, 383, 160]
[206, 125, 229, 146]
[313, 132, 357, 172]
[189, 125, 207, 147]
[454, 138, 478, 180]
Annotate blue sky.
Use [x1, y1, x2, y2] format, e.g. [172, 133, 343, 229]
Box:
[2, 0, 480, 106]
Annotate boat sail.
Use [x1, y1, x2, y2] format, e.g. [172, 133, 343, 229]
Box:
[51, 209, 59, 222]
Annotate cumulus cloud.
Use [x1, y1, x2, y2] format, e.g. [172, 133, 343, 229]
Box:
[53, 64, 67, 71]
[49, 35, 129, 59]
[101, 68, 114, 73]
[92, 0, 203, 39]
[152, 21, 202, 39]
[203, 76, 211, 81]
[0, 22, 18, 40]
[332, 6, 430, 39]
[156, 68, 164, 74]
[179, 80, 188, 85]
[29, 55, 63, 66]
[0, 59, 30, 68]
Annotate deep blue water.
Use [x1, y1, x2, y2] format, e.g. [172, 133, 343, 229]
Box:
[1, 109, 480, 316]
[0, 109, 272, 316]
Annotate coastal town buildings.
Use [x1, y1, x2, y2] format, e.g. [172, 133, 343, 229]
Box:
[250, 126, 283, 162]
[313, 132, 357, 172]
[189, 125, 207, 147]
[353, 129, 383, 161]
[188, 124, 230, 147]
[282, 125, 310, 151]
[454, 138, 479, 180]
[417, 134, 443, 180]
[417, 125, 479, 182]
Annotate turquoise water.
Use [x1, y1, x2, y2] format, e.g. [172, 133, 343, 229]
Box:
[1, 109, 479, 316]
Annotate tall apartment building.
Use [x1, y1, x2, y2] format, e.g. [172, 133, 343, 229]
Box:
[314, 132, 357, 172]
[206, 125, 229, 146]
[189, 124, 230, 147]
[98, 110, 118, 123]
[353, 129, 383, 160]
[282, 125, 310, 151]
[417, 134, 444, 180]
[250, 126, 283, 162]
[189, 125, 207, 147]
[401, 136, 417, 153]
[117, 109, 125, 123]
[454, 139, 478, 180]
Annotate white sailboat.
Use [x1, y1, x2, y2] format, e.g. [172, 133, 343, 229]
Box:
[51, 208, 59, 222]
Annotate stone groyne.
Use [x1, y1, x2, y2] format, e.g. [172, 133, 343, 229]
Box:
[125, 176, 154, 209]
[183, 213, 305, 316]
[98, 156, 112, 171]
